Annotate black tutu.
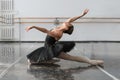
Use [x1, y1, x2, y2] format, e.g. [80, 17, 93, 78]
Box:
[27, 35, 75, 63]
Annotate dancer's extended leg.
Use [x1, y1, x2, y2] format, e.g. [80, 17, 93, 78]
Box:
[58, 52, 104, 65]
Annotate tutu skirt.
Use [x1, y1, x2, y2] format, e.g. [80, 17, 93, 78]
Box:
[27, 41, 75, 63]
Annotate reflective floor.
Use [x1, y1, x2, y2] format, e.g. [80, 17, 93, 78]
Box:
[0, 42, 120, 80]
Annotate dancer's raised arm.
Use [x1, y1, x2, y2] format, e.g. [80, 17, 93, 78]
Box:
[65, 9, 89, 23]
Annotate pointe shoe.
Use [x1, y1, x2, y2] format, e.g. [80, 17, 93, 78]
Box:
[27, 59, 31, 64]
[27, 59, 39, 65]
[90, 60, 104, 65]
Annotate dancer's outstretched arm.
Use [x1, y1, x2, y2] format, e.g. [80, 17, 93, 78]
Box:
[65, 9, 89, 23]
[26, 26, 50, 33]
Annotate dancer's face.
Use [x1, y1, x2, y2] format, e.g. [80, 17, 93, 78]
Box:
[63, 25, 74, 35]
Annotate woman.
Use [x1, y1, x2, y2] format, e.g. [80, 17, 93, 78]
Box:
[26, 9, 104, 65]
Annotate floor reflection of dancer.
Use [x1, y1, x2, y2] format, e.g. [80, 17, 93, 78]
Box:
[26, 9, 104, 65]
[27, 64, 94, 80]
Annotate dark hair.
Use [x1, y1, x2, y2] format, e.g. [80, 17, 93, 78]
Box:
[64, 25, 74, 35]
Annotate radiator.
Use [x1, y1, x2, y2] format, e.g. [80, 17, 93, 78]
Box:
[0, 27, 14, 40]
[0, 0, 14, 40]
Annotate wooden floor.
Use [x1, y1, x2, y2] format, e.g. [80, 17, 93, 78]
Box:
[0, 42, 120, 80]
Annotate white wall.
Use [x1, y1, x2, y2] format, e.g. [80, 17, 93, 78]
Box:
[13, 0, 120, 41]
[15, 0, 120, 17]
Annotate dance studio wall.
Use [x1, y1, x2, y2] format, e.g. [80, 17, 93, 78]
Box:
[15, 0, 120, 17]
[13, 0, 120, 41]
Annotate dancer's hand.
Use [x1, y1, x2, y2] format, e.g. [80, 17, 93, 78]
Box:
[25, 26, 34, 32]
[82, 9, 89, 16]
